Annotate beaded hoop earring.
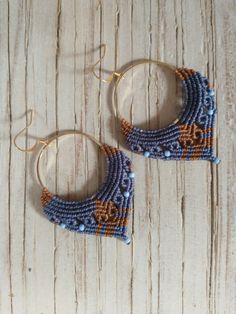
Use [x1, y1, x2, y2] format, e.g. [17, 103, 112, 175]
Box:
[14, 110, 135, 244]
[92, 45, 220, 164]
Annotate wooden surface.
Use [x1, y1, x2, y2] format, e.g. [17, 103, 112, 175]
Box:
[0, 1, 235, 313]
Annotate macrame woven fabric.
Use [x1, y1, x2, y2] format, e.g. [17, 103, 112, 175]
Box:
[41, 145, 134, 242]
[121, 68, 218, 162]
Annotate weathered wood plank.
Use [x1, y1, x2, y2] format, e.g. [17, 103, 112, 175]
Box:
[16, 1, 59, 314]
[0, 1, 12, 313]
[179, 1, 211, 313]
[214, 1, 236, 313]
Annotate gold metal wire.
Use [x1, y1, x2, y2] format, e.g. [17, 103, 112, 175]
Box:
[91, 44, 122, 83]
[13, 109, 45, 152]
[91, 44, 177, 120]
[111, 59, 177, 120]
[14, 110, 102, 189]
[36, 131, 102, 189]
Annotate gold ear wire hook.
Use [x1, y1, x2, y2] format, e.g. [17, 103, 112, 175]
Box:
[91, 44, 121, 83]
[13, 109, 43, 152]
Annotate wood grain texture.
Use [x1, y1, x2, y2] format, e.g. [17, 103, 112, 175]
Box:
[0, 1, 235, 313]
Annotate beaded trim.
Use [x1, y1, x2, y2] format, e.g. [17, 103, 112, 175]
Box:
[121, 68, 220, 163]
[41, 145, 134, 243]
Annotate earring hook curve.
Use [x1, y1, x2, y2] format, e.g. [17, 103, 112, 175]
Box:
[13, 109, 45, 152]
[91, 44, 121, 83]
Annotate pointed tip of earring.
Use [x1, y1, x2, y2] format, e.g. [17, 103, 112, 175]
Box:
[124, 236, 131, 245]
[212, 157, 221, 165]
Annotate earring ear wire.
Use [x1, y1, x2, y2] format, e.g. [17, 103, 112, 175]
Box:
[91, 44, 121, 83]
[13, 109, 45, 152]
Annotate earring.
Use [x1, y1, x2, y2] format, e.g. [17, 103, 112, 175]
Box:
[92, 46, 220, 164]
[14, 110, 135, 244]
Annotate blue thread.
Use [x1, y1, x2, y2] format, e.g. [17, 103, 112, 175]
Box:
[121, 69, 218, 162]
[42, 145, 135, 243]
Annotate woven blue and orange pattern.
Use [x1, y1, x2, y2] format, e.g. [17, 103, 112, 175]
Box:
[121, 68, 219, 163]
[41, 145, 134, 243]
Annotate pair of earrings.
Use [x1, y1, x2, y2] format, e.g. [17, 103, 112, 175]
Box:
[14, 45, 220, 244]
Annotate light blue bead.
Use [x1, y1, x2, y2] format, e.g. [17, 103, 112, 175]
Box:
[209, 89, 215, 96]
[59, 223, 66, 229]
[212, 157, 221, 165]
[164, 150, 171, 157]
[144, 151, 150, 157]
[128, 172, 135, 178]
[124, 236, 131, 245]
[123, 191, 130, 198]
[207, 109, 214, 115]
[79, 224, 85, 231]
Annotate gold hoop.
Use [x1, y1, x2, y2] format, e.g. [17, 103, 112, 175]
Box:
[13, 111, 102, 190]
[91, 44, 122, 83]
[111, 59, 177, 120]
[91, 44, 177, 121]
[36, 131, 102, 189]
[13, 109, 46, 152]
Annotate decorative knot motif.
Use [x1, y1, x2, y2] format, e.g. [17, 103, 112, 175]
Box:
[41, 145, 134, 242]
[94, 200, 129, 227]
[178, 123, 210, 148]
[120, 68, 217, 162]
[94, 200, 120, 225]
